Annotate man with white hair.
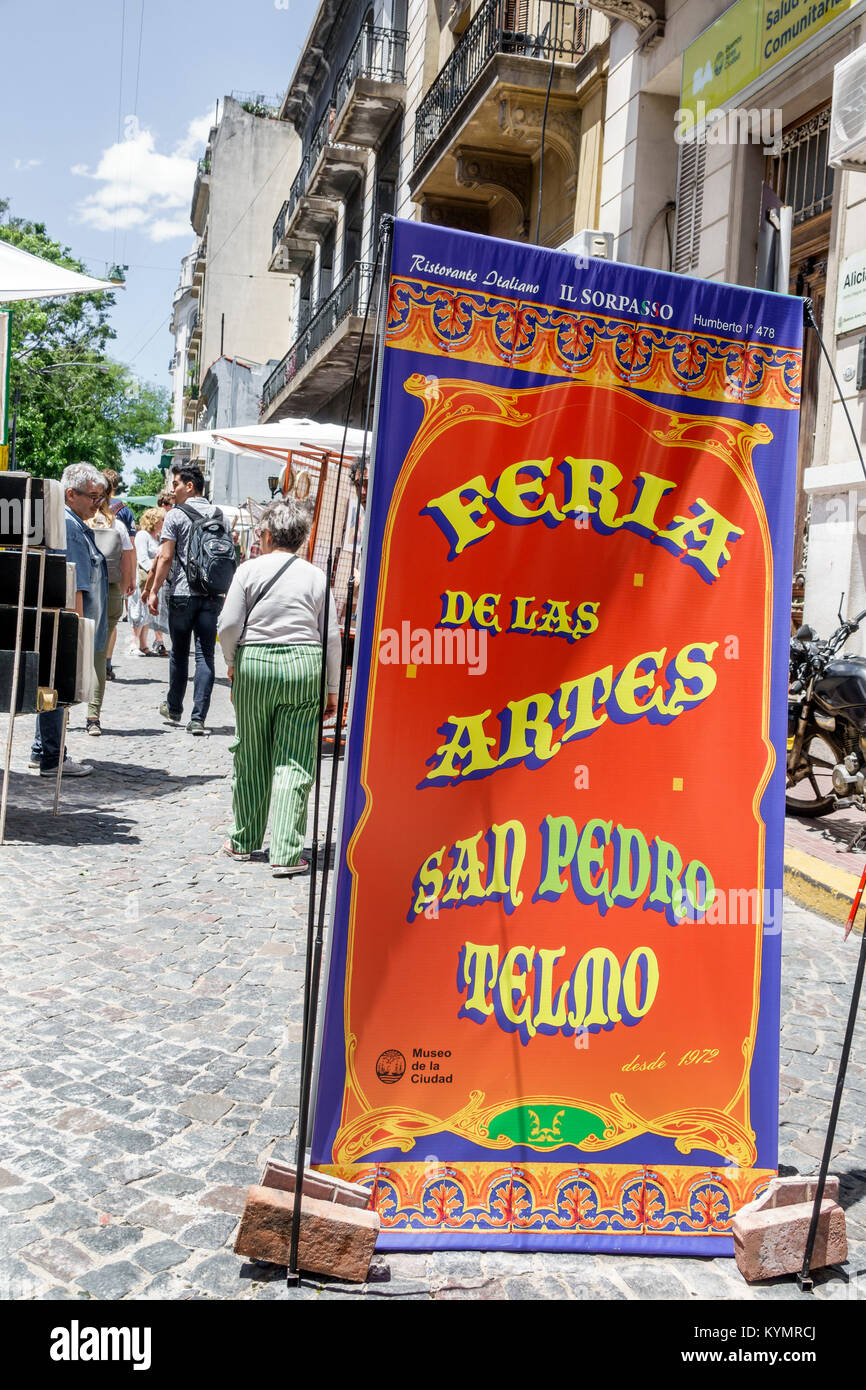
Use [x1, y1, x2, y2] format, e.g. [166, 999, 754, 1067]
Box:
[30, 462, 109, 777]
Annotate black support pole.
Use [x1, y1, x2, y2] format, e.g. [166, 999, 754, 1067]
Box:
[797, 915, 866, 1289]
[287, 220, 391, 1285]
[797, 300, 866, 1289]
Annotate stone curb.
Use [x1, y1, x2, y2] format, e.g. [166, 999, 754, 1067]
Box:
[784, 844, 863, 930]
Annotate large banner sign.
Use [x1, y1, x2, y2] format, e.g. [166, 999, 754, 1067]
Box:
[312, 220, 802, 1252]
[0, 311, 10, 470]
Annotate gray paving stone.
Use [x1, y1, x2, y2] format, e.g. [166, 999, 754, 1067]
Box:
[134, 1239, 190, 1273]
[141, 1172, 205, 1199]
[503, 1275, 567, 1299]
[178, 1095, 233, 1123]
[0, 1257, 49, 1299]
[139, 1271, 197, 1299]
[20, 1236, 93, 1281]
[4, 667, 863, 1302]
[128, 1199, 199, 1237]
[0, 1222, 36, 1256]
[618, 1263, 691, 1301]
[178, 1214, 239, 1250]
[189, 1252, 245, 1297]
[556, 1272, 629, 1300]
[36, 1200, 97, 1235]
[0, 1183, 55, 1212]
[428, 1250, 485, 1283]
[365, 1277, 432, 1297]
[78, 1224, 145, 1255]
[75, 1260, 147, 1300]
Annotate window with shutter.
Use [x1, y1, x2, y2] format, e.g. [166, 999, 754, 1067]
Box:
[673, 139, 706, 275]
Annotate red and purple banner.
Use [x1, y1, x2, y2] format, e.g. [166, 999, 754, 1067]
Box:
[311, 220, 802, 1253]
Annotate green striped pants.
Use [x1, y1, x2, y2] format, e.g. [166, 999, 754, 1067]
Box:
[229, 643, 322, 865]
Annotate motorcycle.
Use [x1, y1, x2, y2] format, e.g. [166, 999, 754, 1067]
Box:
[787, 596, 866, 839]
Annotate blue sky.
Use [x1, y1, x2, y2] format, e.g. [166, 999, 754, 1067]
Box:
[0, 0, 318, 476]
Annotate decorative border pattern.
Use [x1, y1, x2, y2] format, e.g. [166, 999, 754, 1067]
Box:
[385, 277, 801, 411]
[316, 1162, 773, 1237]
[333, 379, 773, 1169]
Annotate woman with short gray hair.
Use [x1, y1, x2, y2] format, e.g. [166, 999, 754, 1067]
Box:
[217, 497, 340, 876]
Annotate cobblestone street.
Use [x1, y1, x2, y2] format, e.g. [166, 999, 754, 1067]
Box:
[1, 654, 865, 1301]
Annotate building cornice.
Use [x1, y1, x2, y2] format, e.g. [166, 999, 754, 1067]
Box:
[585, 0, 659, 35]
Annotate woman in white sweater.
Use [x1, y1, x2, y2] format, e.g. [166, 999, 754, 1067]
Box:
[218, 498, 340, 876]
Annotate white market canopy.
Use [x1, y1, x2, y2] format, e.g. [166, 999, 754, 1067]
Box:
[160, 418, 369, 463]
[0, 239, 121, 301]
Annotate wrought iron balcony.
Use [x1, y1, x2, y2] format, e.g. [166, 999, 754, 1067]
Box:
[333, 24, 408, 145]
[285, 108, 334, 222]
[287, 152, 312, 225]
[414, 0, 586, 164]
[272, 200, 290, 253]
[261, 260, 374, 412]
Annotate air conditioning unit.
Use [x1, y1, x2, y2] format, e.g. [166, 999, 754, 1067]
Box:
[559, 229, 615, 262]
[830, 42, 866, 171]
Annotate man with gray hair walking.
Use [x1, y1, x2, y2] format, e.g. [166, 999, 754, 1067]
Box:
[30, 462, 108, 777]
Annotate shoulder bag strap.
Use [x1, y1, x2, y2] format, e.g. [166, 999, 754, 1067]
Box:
[244, 555, 297, 626]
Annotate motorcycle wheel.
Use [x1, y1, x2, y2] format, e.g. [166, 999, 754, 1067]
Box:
[785, 729, 842, 817]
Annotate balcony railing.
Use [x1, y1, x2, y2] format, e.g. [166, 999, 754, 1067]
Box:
[287, 154, 311, 224]
[272, 199, 290, 252]
[286, 106, 334, 222]
[414, 0, 586, 163]
[334, 24, 408, 113]
[261, 261, 374, 411]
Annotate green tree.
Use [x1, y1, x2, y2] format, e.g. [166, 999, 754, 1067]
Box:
[1, 201, 170, 478]
[128, 466, 167, 497]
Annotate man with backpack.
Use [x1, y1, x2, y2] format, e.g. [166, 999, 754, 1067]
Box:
[147, 465, 236, 735]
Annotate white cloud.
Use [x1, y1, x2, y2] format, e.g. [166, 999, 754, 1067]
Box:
[175, 113, 215, 159]
[150, 216, 195, 242]
[13, 158, 41, 171]
[72, 111, 213, 243]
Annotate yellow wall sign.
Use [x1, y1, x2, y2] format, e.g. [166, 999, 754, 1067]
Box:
[682, 0, 858, 120]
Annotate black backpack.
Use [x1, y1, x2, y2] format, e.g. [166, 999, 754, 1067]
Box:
[178, 503, 237, 599]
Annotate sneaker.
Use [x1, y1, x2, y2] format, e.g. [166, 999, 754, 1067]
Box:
[86, 719, 101, 737]
[159, 702, 181, 724]
[221, 840, 251, 862]
[187, 719, 208, 736]
[39, 760, 93, 778]
[28, 758, 40, 770]
[127, 645, 142, 657]
[272, 860, 309, 878]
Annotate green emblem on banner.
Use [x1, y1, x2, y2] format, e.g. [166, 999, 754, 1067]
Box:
[488, 1103, 606, 1149]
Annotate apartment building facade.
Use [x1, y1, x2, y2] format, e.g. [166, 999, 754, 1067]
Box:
[169, 95, 298, 497]
[597, 0, 866, 637]
[263, 0, 613, 426]
[184, 1, 866, 633]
